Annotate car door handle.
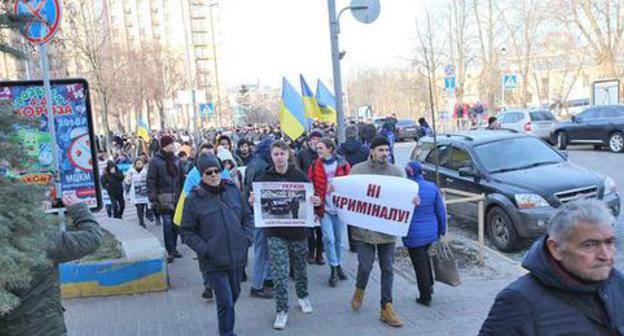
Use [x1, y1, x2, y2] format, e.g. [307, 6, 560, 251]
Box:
[445, 177, 454, 183]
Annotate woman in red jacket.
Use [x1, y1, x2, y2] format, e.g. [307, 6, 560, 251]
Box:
[308, 137, 351, 287]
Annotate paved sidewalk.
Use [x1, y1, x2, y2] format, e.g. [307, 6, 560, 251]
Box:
[64, 209, 519, 336]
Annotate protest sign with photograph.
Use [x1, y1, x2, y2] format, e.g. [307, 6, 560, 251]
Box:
[331, 175, 419, 236]
[252, 181, 314, 228]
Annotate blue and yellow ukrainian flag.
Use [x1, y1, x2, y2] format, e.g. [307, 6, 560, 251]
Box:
[300, 74, 320, 120]
[174, 167, 231, 226]
[279, 77, 306, 141]
[137, 117, 150, 142]
[316, 80, 337, 123]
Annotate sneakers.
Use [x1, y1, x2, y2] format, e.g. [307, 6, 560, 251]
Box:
[250, 287, 273, 299]
[273, 311, 288, 330]
[173, 250, 183, 258]
[380, 303, 403, 327]
[298, 296, 314, 314]
[351, 288, 365, 311]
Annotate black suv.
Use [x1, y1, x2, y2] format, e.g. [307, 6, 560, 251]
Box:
[410, 130, 621, 251]
[551, 104, 624, 153]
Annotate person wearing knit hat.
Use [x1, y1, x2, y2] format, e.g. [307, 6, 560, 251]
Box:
[348, 133, 406, 327]
[370, 136, 390, 150]
[147, 133, 185, 263]
[180, 152, 253, 336]
[160, 135, 175, 150]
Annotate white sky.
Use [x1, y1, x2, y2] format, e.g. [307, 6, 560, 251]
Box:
[220, 0, 424, 89]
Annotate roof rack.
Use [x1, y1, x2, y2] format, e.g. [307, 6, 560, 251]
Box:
[443, 133, 474, 141]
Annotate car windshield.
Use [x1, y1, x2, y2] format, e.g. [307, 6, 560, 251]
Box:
[529, 111, 555, 121]
[398, 120, 415, 125]
[474, 137, 564, 174]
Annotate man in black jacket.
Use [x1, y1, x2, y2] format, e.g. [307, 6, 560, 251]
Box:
[180, 154, 253, 336]
[147, 135, 185, 263]
[480, 200, 624, 336]
[336, 125, 369, 252]
[296, 129, 325, 265]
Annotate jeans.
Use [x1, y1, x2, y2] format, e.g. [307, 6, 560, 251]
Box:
[320, 213, 344, 266]
[356, 242, 395, 308]
[206, 267, 243, 336]
[407, 244, 434, 301]
[161, 213, 178, 255]
[110, 195, 125, 218]
[307, 227, 323, 258]
[251, 228, 272, 290]
[267, 237, 308, 313]
[198, 258, 213, 290]
[136, 204, 146, 227]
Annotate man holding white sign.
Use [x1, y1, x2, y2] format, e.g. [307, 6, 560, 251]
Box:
[338, 136, 419, 328]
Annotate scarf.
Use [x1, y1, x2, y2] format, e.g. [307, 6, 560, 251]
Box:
[321, 155, 337, 165]
[200, 180, 225, 194]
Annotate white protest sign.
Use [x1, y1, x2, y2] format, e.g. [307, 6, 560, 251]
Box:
[331, 175, 419, 236]
[253, 181, 315, 228]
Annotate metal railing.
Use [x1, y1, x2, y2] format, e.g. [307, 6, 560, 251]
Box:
[441, 188, 487, 266]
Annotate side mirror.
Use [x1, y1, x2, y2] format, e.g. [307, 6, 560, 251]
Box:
[458, 166, 479, 178]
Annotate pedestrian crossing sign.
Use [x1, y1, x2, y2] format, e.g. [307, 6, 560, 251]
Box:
[503, 74, 518, 89]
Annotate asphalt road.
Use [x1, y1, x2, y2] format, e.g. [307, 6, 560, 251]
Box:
[393, 141, 624, 270]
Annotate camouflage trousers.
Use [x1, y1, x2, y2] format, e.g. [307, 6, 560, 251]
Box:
[267, 237, 308, 313]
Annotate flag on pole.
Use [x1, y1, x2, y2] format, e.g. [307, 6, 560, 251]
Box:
[300, 74, 320, 120]
[316, 80, 337, 123]
[137, 117, 150, 142]
[279, 77, 306, 140]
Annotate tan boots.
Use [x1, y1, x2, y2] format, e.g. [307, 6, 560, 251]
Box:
[351, 288, 365, 311]
[380, 303, 403, 327]
[352, 288, 402, 327]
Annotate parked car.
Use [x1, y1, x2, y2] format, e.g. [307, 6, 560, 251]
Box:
[498, 109, 556, 141]
[264, 196, 292, 214]
[550, 105, 624, 153]
[410, 130, 621, 252]
[396, 119, 419, 142]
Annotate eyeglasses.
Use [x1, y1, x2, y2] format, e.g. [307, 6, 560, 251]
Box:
[203, 169, 220, 176]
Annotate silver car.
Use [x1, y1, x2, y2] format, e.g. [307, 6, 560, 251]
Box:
[498, 109, 556, 141]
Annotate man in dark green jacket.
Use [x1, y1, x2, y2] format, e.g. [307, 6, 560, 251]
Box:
[0, 202, 102, 336]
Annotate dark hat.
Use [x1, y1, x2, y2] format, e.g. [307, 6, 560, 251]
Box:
[308, 129, 323, 140]
[160, 135, 175, 148]
[196, 153, 222, 174]
[370, 136, 390, 149]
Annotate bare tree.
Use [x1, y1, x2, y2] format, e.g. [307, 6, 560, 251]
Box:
[500, 0, 547, 107]
[472, 0, 504, 108]
[556, 0, 624, 78]
[415, 10, 446, 116]
[446, 0, 473, 106]
[64, 0, 120, 149]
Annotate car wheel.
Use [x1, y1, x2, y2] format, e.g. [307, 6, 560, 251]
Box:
[486, 206, 521, 252]
[556, 132, 568, 150]
[608, 132, 624, 153]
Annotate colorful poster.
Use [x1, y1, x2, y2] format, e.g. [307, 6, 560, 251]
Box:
[0, 79, 101, 210]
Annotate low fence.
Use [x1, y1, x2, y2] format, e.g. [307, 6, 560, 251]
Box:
[441, 188, 486, 266]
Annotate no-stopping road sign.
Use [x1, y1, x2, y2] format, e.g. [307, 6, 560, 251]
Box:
[14, 0, 62, 45]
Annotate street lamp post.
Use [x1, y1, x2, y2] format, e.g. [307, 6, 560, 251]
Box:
[180, 0, 199, 132]
[208, 2, 223, 127]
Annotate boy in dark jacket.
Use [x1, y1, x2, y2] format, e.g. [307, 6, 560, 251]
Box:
[252, 140, 321, 330]
[181, 154, 253, 336]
